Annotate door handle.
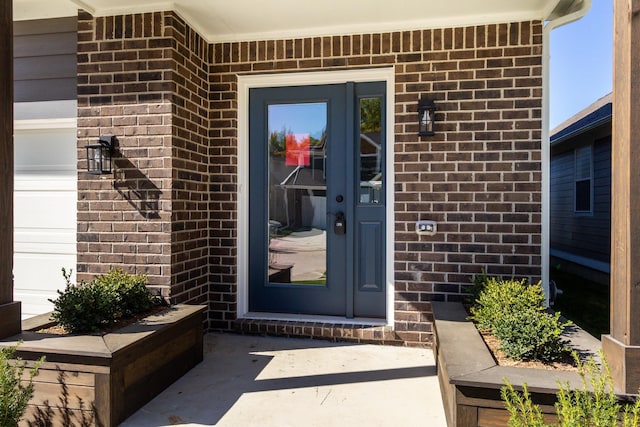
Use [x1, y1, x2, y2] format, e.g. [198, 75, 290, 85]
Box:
[334, 212, 346, 235]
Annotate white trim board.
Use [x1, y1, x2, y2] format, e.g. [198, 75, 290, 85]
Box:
[14, 118, 77, 131]
[550, 248, 610, 274]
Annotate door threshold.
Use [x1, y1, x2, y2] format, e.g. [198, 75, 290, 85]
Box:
[242, 312, 389, 327]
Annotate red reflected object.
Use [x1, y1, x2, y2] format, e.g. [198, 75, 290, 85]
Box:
[285, 133, 310, 166]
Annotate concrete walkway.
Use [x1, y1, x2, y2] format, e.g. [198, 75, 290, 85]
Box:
[120, 333, 447, 427]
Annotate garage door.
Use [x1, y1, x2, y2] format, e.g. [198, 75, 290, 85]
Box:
[14, 118, 77, 319]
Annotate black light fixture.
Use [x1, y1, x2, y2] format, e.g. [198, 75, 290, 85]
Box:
[86, 135, 116, 174]
[417, 97, 436, 136]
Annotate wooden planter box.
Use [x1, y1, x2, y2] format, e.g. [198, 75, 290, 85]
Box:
[431, 301, 601, 427]
[1, 304, 206, 427]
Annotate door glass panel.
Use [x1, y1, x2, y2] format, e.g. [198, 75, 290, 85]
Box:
[267, 103, 327, 285]
[359, 97, 383, 204]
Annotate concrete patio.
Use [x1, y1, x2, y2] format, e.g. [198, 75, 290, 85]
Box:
[119, 332, 447, 427]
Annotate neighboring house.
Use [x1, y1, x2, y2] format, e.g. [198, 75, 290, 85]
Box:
[12, 0, 590, 346]
[550, 93, 612, 284]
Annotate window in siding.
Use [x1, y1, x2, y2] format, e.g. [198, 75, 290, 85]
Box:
[575, 145, 593, 213]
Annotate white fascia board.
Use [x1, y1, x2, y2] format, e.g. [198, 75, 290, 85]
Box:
[541, 0, 564, 20]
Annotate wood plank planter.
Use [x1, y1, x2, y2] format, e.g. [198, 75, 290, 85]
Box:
[431, 301, 601, 427]
[0, 304, 206, 427]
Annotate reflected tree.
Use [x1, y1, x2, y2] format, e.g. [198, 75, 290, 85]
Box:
[360, 98, 382, 133]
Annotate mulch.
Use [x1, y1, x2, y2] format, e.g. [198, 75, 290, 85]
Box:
[36, 305, 169, 336]
[480, 330, 577, 371]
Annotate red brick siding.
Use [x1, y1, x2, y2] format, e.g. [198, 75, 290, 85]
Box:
[77, 11, 210, 311]
[165, 14, 210, 306]
[207, 57, 238, 330]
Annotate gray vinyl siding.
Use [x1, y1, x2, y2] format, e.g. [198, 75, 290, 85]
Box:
[550, 134, 612, 265]
[13, 17, 77, 102]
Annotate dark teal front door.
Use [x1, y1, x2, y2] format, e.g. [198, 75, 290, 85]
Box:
[249, 82, 386, 318]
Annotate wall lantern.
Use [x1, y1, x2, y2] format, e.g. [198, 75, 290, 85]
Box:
[86, 135, 116, 174]
[417, 97, 436, 136]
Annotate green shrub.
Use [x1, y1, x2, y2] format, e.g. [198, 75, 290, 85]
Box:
[501, 381, 549, 427]
[469, 275, 571, 363]
[494, 309, 570, 362]
[94, 269, 152, 318]
[50, 269, 118, 333]
[0, 345, 43, 427]
[555, 353, 632, 426]
[50, 268, 154, 333]
[465, 270, 488, 304]
[469, 277, 546, 332]
[502, 352, 640, 427]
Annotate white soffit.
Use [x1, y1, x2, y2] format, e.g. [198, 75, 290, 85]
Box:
[14, 0, 565, 42]
[13, 0, 79, 21]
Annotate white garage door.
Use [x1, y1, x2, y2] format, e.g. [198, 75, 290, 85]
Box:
[14, 118, 77, 319]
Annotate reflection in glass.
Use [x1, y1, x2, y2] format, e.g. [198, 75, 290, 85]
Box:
[359, 97, 383, 204]
[267, 103, 327, 285]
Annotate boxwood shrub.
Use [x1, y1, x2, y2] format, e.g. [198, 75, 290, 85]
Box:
[469, 275, 571, 362]
[469, 276, 546, 332]
[50, 269, 155, 333]
[93, 269, 153, 318]
[493, 309, 571, 362]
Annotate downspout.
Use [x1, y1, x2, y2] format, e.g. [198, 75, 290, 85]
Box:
[542, 0, 592, 305]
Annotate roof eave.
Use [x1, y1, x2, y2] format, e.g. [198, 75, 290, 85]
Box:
[545, 0, 589, 21]
[550, 115, 612, 147]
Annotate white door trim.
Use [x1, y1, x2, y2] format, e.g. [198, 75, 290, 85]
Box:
[237, 67, 395, 325]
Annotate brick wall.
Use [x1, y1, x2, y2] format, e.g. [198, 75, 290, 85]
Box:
[208, 46, 238, 330]
[77, 11, 210, 310]
[76, 10, 543, 346]
[210, 22, 543, 345]
[165, 15, 210, 306]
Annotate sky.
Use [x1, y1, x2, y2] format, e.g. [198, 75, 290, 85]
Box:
[549, 0, 613, 130]
[269, 103, 326, 138]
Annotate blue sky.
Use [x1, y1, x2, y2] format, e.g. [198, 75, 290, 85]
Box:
[268, 103, 326, 139]
[550, 0, 613, 130]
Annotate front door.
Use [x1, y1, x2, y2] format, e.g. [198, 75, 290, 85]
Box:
[249, 81, 386, 318]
